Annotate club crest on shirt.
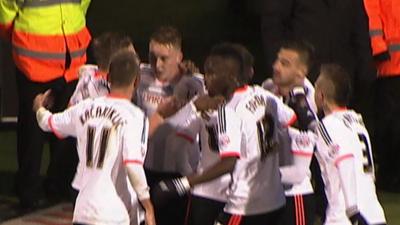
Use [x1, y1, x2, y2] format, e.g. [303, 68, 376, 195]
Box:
[295, 134, 311, 148]
[328, 144, 340, 158]
[218, 134, 231, 147]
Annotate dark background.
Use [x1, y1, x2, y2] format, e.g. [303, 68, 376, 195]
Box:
[0, 0, 265, 120]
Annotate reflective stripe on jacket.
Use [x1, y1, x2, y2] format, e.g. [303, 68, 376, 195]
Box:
[0, 0, 91, 82]
[364, 0, 400, 76]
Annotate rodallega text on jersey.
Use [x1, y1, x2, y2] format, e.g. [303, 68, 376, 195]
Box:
[79, 106, 127, 126]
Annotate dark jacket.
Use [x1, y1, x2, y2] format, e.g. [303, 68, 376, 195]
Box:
[261, 0, 375, 83]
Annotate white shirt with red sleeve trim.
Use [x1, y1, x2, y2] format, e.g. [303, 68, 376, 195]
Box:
[39, 95, 148, 225]
[192, 105, 242, 202]
[281, 127, 315, 196]
[223, 85, 294, 215]
[315, 109, 386, 225]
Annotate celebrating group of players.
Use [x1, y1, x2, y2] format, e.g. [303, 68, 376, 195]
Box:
[32, 26, 387, 225]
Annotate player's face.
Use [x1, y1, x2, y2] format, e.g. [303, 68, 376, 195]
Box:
[272, 49, 302, 87]
[149, 40, 183, 82]
[204, 72, 228, 97]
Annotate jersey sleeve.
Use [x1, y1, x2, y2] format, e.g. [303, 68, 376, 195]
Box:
[276, 97, 296, 127]
[45, 104, 81, 139]
[122, 114, 149, 165]
[216, 106, 241, 158]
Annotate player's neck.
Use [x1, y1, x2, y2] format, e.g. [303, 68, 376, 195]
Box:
[323, 101, 344, 115]
[109, 87, 133, 100]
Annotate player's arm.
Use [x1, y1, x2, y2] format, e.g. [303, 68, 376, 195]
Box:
[279, 128, 315, 184]
[34, 90, 77, 138]
[151, 106, 241, 205]
[329, 123, 368, 225]
[125, 163, 155, 225]
[122, 116, 155, 225]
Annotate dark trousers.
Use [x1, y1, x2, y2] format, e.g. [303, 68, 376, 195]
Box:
[375, 76, 400, 191]
[145, 169, 189, 225]
[15, 69, 78, 206]
[188, 195, 225, 225]
[279, 193, 315, 225]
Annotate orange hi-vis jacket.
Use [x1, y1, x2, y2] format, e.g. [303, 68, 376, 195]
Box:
[0, 0, 91, 82]
[364, 0, 400, 77]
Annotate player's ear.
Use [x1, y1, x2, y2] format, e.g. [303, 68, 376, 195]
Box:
[176, 50, 183, 63]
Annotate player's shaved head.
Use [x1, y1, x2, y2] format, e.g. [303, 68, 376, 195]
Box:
[317, 64, 352, 107]
[108, 51, 140, 88]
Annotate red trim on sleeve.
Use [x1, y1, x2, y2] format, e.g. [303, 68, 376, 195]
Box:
[123, 159, 144, 165]
[334, 153, 354, 167]
[0, 22, 13, 40]
[176, 132, 194, 143]
[286, 114, 298, 127]
[220, 152, 240, 158]
[292, 150, 313, 157]
[48, 116, 65, 140]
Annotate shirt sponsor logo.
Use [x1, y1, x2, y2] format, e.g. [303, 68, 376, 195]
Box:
[218, 134, 231, 147]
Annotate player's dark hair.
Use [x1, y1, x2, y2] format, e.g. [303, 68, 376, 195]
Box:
[281, 40, 314, 71]
[204, 42, 246, 86]
[92, 32, 133, 71]
[320, 63, 352, 106]
[108, 51, 139, 88]
[150, 25, 182, 50]
[232, 43, 254, 83]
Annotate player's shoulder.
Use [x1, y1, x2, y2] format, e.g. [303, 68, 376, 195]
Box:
[261, 78, 278, 93]
[139, 63, 155, 81]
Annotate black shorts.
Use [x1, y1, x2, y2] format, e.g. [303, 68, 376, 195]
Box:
[215, 206, 284, 225]
[279, 193, 315, 225]
[188, 195, 225, 225]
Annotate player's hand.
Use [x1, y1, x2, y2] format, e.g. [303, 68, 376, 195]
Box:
[179, 60, 199, 75]
[157, 96, 184, 118]
[349, 212, 369, 225]
[151, 177, 190, 208]
[33, 89, 52, 112]
[193, 95, 225, 113]
[288, 87, 315, 131]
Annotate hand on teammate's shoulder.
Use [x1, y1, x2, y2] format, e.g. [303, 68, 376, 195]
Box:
[179, 60, 199, 75]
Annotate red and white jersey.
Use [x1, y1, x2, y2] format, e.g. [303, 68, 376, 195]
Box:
[283, 128, 316, 196]
[135, 64, 205, 173]
[44, 96, 148, 225]
[315, 109, 386, 225]
[69, 65, 110, 106]
[223, 85, 296, 215]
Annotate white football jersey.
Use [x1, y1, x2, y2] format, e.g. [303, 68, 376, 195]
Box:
[223, 85, 296, 215]
[315, 109, 386, 225]
[69, 65, 110, 106]
[46, 96, 148, 225]
[135, 64, 205, 173]
[263, 78, 317, 196]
